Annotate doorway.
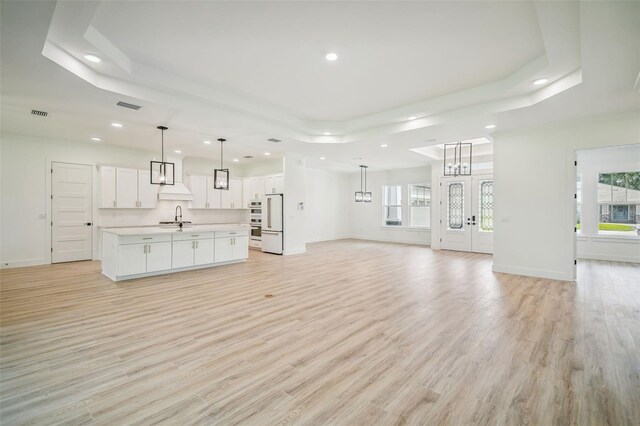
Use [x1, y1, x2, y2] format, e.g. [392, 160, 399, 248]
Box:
[51, 162, 93, 263]
[441, 174, 494, 253]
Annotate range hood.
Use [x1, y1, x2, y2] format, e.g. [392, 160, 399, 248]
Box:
[157, 156, 194, 201]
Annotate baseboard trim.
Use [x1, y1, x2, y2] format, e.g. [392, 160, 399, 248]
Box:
[0, 258, 50, 269]
[578, 253, 640, 263]
[351, 235, 430, 246]
[492, 264, 574, 281]
[284, 248, 307, 256]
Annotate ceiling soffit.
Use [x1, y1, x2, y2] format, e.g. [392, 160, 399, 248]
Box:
[41, 1, 582, 146]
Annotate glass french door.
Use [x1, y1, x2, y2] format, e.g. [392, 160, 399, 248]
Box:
[441, 174, 494, 254]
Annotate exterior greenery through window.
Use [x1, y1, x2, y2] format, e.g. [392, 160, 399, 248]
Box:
[383, 185, 402, 226]
[597, 171, 640, 236]
[409, 184, 431, 228]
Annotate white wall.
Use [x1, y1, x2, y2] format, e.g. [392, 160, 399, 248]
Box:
[242, 159, 283, 177]
[350, 166, 431, 245]
[493, 112, 640, 281]
[0, 134, 247, 268]
[576, 144, 640, 262]
[305, 168, 352, 243]
[282, 154, 306, 255]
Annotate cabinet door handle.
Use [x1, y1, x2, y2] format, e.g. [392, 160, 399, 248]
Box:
[142, 237, 152, 240]
[148, 244, 151, 253]
[144, 244, 147, 254]
[113, 200, 116, 207]
[196, 241, 199, 249]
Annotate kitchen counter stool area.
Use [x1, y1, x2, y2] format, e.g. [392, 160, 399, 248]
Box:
[101, 227, 249, 281]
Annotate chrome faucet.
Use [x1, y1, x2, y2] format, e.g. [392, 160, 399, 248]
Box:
[175, 205, 182, 223]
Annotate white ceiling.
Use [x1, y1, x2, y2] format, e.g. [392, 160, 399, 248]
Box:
[1, 1, 638, 172]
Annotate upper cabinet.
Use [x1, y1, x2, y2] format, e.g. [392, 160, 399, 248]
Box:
[189, 175, 242, 209]
[265, 174, 284, 194]
[248, 176, 266, 201]
[99, 166, 158, 209]
[221, 178, 243, 209]
[242, 174, 284, 203]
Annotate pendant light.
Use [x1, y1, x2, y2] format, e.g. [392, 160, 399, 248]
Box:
[214, 138, 229, 190]
[355, 165, 372, 202]
[443, 141, 472, 176]
[150, 125, 175, 186]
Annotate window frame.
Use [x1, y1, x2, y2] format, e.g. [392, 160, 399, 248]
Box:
[408, 183, 431, 229]
[381, 185, 403, 227]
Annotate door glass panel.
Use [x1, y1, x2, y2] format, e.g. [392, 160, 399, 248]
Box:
[447, 182, 464, 230]
[479, 180, 494, 232]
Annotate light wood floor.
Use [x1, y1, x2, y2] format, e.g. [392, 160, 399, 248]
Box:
[1, 240, 639, 425]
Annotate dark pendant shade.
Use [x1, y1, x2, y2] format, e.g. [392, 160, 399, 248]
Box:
[150, 160, 175, 186]
[443, 141, 472, 176]
[151, 125, 175, 186]
[214, 138, 230, 190]
[214, 168, 229, 190]
[355, 165, 371, 202]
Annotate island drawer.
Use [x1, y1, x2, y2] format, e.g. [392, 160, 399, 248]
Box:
[173, 232, 215, 241]
[215, 229, 249, 238]
[118, 234, 172, 245]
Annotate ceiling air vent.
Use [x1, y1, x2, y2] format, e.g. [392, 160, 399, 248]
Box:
[31, 109, 48, 117]
[243, 155, 254, 159]
[267, 138, 281, 143]
[117, 101, 142, 110]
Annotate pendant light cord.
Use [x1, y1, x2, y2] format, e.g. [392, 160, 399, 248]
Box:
[364, 166, 367, 193]
[161, 128, 164, 163]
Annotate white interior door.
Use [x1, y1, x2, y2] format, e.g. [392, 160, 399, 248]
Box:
[51, 162, 93, 263]
[441, 174, 493, 253]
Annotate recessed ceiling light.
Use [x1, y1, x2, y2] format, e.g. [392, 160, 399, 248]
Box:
[324, 131, 331, 136]
[264, 152, 271, 156]
[325, 53, 338, 61]
[233, 158, 239, 162]
[203, 140, 212, 145]
[84, 54, 101, 63]
[380, 144, 388, 148]
[485, 124, 496, 129]
[111, 122, 123, 128]
[91, 137, 101, 142]
[320, 157, 326, 160]
[174, 150, 181, 154]
[407, 116, 418, 121]
[533, 78, 548, 86]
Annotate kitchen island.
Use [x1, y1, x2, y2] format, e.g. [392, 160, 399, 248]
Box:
[101, 224, 250, 281]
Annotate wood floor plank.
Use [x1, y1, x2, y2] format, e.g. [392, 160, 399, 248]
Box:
[1, 239, 639, 425]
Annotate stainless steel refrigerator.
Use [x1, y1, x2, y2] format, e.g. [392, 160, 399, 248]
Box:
[261, 194, 283, 254]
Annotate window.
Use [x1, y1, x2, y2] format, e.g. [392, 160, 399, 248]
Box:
[409, 184, 430, 227]
[576, 174, 582, 234]
[447, 182, 464, 230]
[383, 185, 402, 226]
[478, 180, 494, 232]
[597, 171, 640, 236]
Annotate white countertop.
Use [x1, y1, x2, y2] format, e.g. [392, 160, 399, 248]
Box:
[102, 223, 250, 236]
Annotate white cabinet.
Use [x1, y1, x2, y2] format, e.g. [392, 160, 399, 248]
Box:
[116, 240, 172, 276]
[189, 175, 223, 209]
[99, 166, 157, 209]
[265, 174, 284, 194]
[221, 178, 243, 209]
[116, 168, 139, 208]
[146, 242, 173, 272]
[99, 166, 117, 208]
[137, 170, 157, 208]
[214, 231, 249, 263]
[101, 229, 249, 281]
[247, 177, 266, 200]
[172, 232, 215, 268]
